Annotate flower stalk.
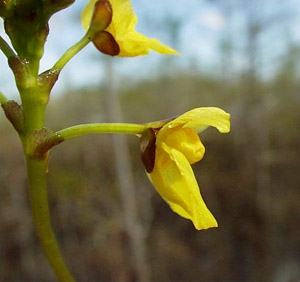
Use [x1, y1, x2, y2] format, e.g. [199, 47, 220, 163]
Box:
[57, 123, 148, 140]
[51, 33, 91, 72]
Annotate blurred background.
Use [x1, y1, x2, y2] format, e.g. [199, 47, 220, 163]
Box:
[1, 0, 300, 281]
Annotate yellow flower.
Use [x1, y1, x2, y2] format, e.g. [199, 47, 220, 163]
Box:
[82, 0, 178, 57]
[144, 107, 230, 230]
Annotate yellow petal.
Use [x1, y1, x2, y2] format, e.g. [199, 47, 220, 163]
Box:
[149, 143, 218, 230]
[114, 32, 178, 57]
[160, 107, 230, 139]
[107, 0, 137, 35]
[148, 38, 179, 55]
[163, 127, 205, 164]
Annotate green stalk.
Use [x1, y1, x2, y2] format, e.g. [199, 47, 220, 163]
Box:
[0, 35, 15, 59]
[52, 33, 91, 72]
[57, 123, 147, 140]
[22, 97, 47, 131]
[26, 156, 75, 282]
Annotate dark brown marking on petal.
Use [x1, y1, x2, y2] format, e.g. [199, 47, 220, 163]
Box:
[140, 128, 156, 173]
[91, 0, 113, 31]
[93, 31, 120, 56]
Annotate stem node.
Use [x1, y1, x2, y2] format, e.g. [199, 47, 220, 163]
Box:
[27, 128, 64, 159]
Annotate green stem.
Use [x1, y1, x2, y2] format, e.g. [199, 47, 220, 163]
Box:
[57, 123, 148, 140]
[2, 11, 76, 281]
[26, 156, 75, 282]
[52, 33, 91, 72]
[22, 99, 47, 131]
[0, 35, 15, 59]
[18, 79, 74, 280]
[0, 91, 8, 105]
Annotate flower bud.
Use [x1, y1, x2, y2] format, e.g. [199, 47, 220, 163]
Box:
[4, 1, 50, 65]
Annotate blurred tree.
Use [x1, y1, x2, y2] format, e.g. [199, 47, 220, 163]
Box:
[103, 57, 151, 282]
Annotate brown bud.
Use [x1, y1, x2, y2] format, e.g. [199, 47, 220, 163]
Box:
[90, 0, 113, 32]
[38, 69, 60, 92]
[93, 31, 120, 56]
[1, 100, 24, 133]
[140, 128, 156, 173]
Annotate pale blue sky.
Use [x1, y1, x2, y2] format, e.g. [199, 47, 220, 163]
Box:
[1, 1, 300, 98]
